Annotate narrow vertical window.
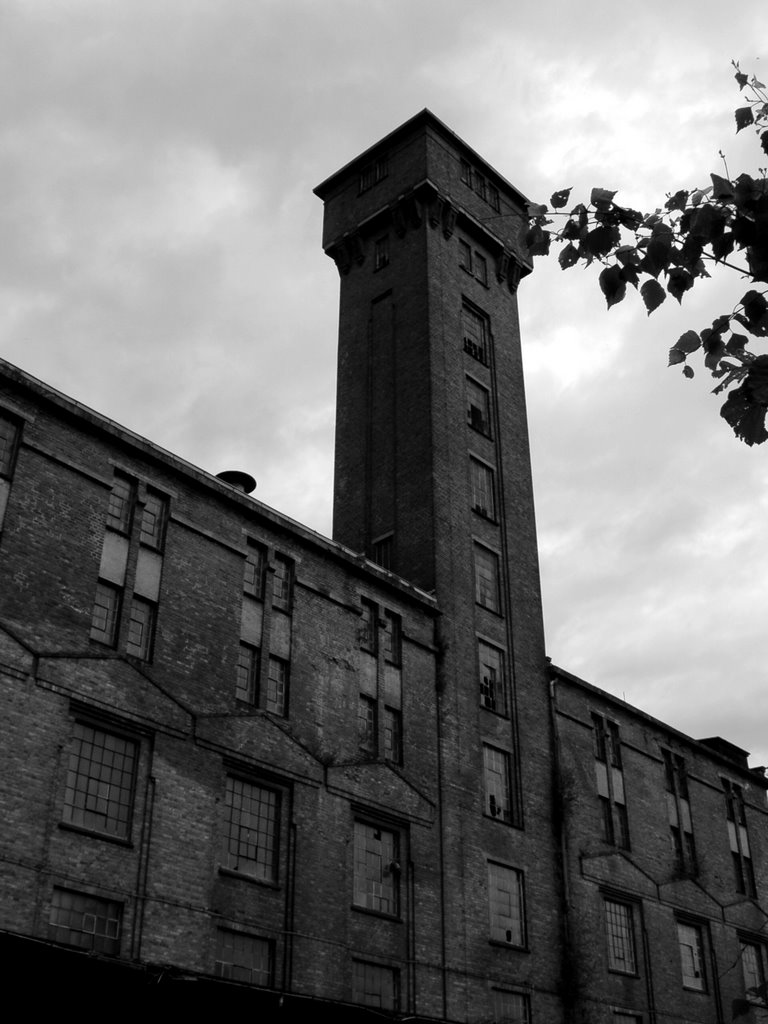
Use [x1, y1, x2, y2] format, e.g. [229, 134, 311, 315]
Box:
[478, 640, 506, 715]
[470, 458, 496, 518]
[222, 777, 279, 882]
[371, 533, 393, 571]
[593, 714, 630, 850]
[382, 610, 401, 665]
[605, 900, 636, 974]
[460, 159, 472, 186]
[126, 597, 155, 661]
[740, 940, 766, 1004]
[488, 183, 500, 212]
[215, 930, 273, 986]
[49, 889, 122, 955]
[139, 489, 168, 550]
[474, 252, 488, 286]
[459, 239, 473, 272]
[236, 643, 260, 704]
[374, 235, 389, 271]
[353, 821, 399, 916]
[244, 541, 266, 599]
[488, 862, 525, 946]
[474, 544, 501, 612]
[677, 921, 706, 991]
[484, 745, 513, 823]
[90, 581, 121, 646]
[663, 750, 696, 875]
[724, 779, 757, 896]
[467, 377, 491, 436]
[360, 599, 377, 653]
[462, 301, 489, 364]
[383, 707, 402, 764]
[272, 554, 293, 612]
[474, 171, 487, 201]
[358, 695, 377, 756]
[266, 656, 288, 716]
[106, 474, 134, 534]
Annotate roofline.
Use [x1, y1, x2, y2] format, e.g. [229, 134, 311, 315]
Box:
[549, 661, 765, 781]
[313, 108, 531, 210]
[0, 358, 438, 612]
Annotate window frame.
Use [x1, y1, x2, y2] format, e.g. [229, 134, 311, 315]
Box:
[139, 488, 168, 551]
[106, 473, 135, 535]
[352, 959, 399, 1011]
[374, 235, 390, 271]
[462, 299, 490, 365]
[236, 642, 261, 704]
[352, 819, 400, 918]
[0, 412, 20, 479]
[467, 376, 492, 437]
[358, 694, 378, 756]
[474, 542, 501, 613]
[360, 598, 378, 654]
[492, 989, 531, 1024]
[214, 928, 273, 987]
[244, 540, 267, 599]
[488, 860, 526, 948]
[483, 744, 514, 825]
[48, 887, 123, 956]
[470, 456, 496, 519]
[740, 937, 767, 1006]
[383, 706, 402, 765]
[125, 595, 156, 661]
[677, 920, 707, 992]
[221, 774, 281, 884]
[723, 778, 757, 896]
[272, 554, 294, 613]
[61, 719, 139, 841]
[90, 579, 122, 647]
[266, 654, 288, 717]
[478, 638, 507, 716]
[604, 898, 638, 975]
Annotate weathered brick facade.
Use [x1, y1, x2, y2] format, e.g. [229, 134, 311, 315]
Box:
[1, 111, 766, 1022]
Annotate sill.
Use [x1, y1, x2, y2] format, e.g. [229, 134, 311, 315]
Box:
[475, 603, 503, 618]
[489, 939, 528, 953]
[351, 904, 401, 923]
[218, 866, 279, 890]
[58, 822, 133, 848]
[682, 985, 707, 994]
[479, 704, 509, 719]
[472, 508, 498, 525]
[483, 812, 520, 829]
[607, 968, 639, 978]
[467, 424, 493, 441]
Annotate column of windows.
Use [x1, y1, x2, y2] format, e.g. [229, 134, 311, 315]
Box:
[593, 713, 630, 849]
[662, 749, 697, 874]
[237, 541, 292, 716]
[357, 598, 402, 764]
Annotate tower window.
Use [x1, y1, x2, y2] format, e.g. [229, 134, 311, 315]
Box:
[478, 640, 506, 715]
[371, 533, 393, 571]
[470, 457, 496, 519]
[474, 543, 501, 613]
[467, 377, 491, 436]
[374, 235, 389, 271]
[462, 301, 490, 365]
[359, 155, 389, 193]
[483, 745, 513, 823]
[488, 861, 525, 946]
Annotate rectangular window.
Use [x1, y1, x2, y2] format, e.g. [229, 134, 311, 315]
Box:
[493, 990, 531, 1024]
[470, 458, 496, 518]
[605, 900, 636, 974]
[360, 598, 377, 653]
[352, 960, 399, 1011]
[462, 301, 489, 364]
[106, 474, 134, 534]
[126, 597, 155, 661]
[49, 888, 122, 955]
[724, 779, 756, 896]
[488, 183, 500, 212]
[467, 377, 491, 436]
[223, 777, 279, 882]
[62, 722, 137, 839]
[353, 821, 399, 916]
[382, 610, 401, 665]
[383, 707, 402, 764]
[358, 695, 377, 756]
[474, 543, 501, 613]
[90, 580, 121, 646]
[593, 714, 630, 850]
[359, 155, 388, 193]
[488, 862, 525, 946]
[244, 541, 266, 599]
[0, 413, 19, 478]
[474, 171, 487, 201]
[236, 643, 260, 704]
[474, 252, 488, 286]
[460, 159, 472, 186]
[266, 655, 288, 716]
[215, 929, 273, 986]
[484, 745, 513, 823]
[677, 921, 706, 991]
[139, 489, 168, 550]
[374, 235, 389, 271]
[663, 750, 696, 875]
[272, 554, 293, 612]
[459, 238, 473, 272]
[371, 533, 393, 571]
[478, 640, 506, 715]
[741, 940, 767, 1004]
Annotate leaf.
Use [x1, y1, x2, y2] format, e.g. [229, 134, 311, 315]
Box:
[762, 130, 768, 158]
[741, 289, 768, 329]
[665, 190, 689, 213]
[683, 365, 695, 379]
[585, 225, 619, 259]
[598, 264, 626, 309]
[668, 347, 686, 366]
[675, 330, 701, 354]
[721, 386, 768, 445]
[640, 279, 666, 314]
[735, 106, 755, 132]
[704, 334, 727, 371]
[558, 242, 580, 270]
[734, 68, 749, 89]
[527, 203, 548, 218]
[525, 224, 551, 257]
[550, 188, 572, 209]
[711, 173, 734, 201]
[667, 268, 694, 303]
[590, 187, 617, 210]
[726, 332, 749, 352]
[640, 235, 672, 277]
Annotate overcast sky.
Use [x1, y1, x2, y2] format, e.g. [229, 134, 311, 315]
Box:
[2, 1, 767, 767]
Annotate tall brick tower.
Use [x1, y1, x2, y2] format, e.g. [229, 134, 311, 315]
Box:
[315, 112, 563, 1022]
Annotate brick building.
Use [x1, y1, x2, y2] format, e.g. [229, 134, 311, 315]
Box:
[1, 111, 766, 1022]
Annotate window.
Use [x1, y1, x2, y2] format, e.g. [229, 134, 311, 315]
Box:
[90, 580, 121, 646]
[593, 714, 630, 850]
[353, 821, 399, 916]
[493, 990, 531, 1024]
[49, 888, 122, 955]
[474, 252, 488, 285]
[605, 899, 636, 974]
[272, 554, 293, 612]
[371, 533, 393, 571]
[459, 238, 473, 271]
[479, 640, 506, 715]
[222, 776, 279, 882]
[724, 779, 756, 896]
[677, 921, 706, 991]
[374, 235, 389, 271]
[460, 158, 472, 186]
[126, 596, 155, 661]
[484, 745, 513, 823]
[663, 750, 696, 874]
[266, 655, 288, 716]
[470, 457, 496, 518]
[244, 541, 266, 599]
[358, 695, 377, 755]
[360, 599, 377, 653]
[474, 543, 501, 613]
[488, 862, 525, 946]
[0, 413, 19, 478]
[215, 929, 273, 986]
[474, 171, 487, 201]
[353, 960, 399, 1010]
[359, 155, 388, 193]
[106, 473, 134, 534]
[488, 183, 500, 212]
[740, 940, 767, 1004]
[139, 489, 168, 550]
[236, 643, 260, 704]
[467, 377, 491, 436]
[62, 722, 137, 839]
[383, 707, 402, 764]
[462, 301, 490, 364]
[382, 610, 401, 665]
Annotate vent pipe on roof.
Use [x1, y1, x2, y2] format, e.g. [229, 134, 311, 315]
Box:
[216, 470, 257, 494]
